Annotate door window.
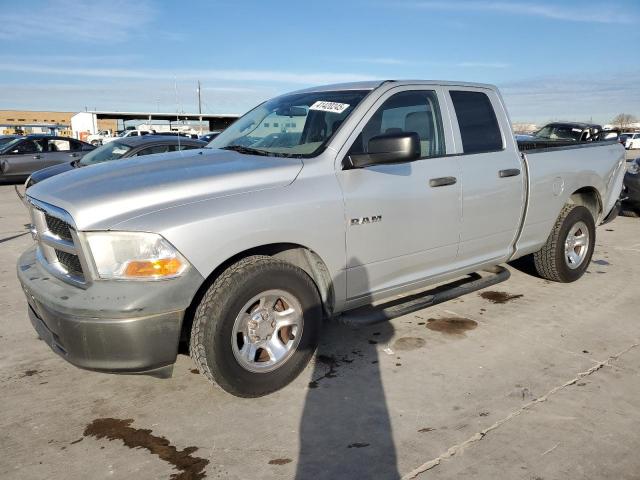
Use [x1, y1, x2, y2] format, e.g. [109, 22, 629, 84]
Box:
[47, 139, 71, 152]
[449, 90, 503, 154]
[69, 140, 84, 151]
[135, 145, 171, 156]
[12, 140, 42, 154]
[169, 144, 201, 151]
[348, 90, 445, 159]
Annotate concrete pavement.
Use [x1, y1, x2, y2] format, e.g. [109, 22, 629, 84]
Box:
[1, 184, 639, 480]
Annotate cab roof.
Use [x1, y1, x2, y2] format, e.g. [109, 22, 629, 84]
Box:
[290, 79, 497, 94]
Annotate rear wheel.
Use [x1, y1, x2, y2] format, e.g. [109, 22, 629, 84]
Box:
[190, 255, 322, 397]
[533, 205, 595, 282]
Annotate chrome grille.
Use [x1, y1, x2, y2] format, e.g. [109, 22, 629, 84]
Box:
[27, 198, 88, 287]
[45, 213, 73, 241]
[55, 250, 83, 277]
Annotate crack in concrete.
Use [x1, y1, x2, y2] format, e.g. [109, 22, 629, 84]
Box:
[401, 343, 639, 479]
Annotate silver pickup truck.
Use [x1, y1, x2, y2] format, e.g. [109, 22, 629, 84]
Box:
[17, 80, 625, 397]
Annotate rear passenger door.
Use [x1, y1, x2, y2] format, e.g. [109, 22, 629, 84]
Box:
[445, 87, 525, 266]
[42, 138, 76, 168]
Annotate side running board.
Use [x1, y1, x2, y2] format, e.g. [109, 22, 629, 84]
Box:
[338, 266, 510, 327]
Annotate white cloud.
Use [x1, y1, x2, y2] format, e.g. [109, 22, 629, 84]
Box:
[456, 61, 509, 68]
[0, 0, 153, 42]
[0, 63, 373, 85]
[0, 80, 278, 114]
[343, 57, 509, 69]
[401, 1, 633, 24]
[499, 72, 640, 123]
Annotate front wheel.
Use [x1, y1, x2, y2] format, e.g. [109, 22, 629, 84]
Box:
[533, 204, 596, 282]
[190, 255, 322, 397]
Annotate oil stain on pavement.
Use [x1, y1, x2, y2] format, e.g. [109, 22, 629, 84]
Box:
[426, 318, 478, 336]
[83, 418, 209, 480]
[393, 337, 426, 350]
[480, 291, 523, 304]
[308, 354, 354, 388]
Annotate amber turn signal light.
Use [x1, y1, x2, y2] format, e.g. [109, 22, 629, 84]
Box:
[123, 258, 183, 278]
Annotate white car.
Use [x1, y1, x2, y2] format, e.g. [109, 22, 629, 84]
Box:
[86, 130, 114, 146]
[624, 132, 640, 149]
[102, 130, 151, 144]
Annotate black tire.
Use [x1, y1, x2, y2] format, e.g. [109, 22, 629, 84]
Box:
[621, 208, 640, 218]
[533, 204, 596, 283]
[190, 255, 322, 397]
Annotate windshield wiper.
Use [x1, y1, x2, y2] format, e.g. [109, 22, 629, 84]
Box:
[220, 145, 272, 156]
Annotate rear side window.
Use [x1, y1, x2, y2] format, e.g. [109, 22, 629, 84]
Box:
[450, 90, 503, 154]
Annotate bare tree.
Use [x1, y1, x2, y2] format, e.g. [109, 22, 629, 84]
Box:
[611, 113, 638, 130]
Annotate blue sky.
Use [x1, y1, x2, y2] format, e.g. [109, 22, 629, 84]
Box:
[1, 0, 639, 123]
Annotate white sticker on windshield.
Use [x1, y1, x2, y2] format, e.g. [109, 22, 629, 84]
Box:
[309, 101, 350, 114]
[572, 128, 582, 133]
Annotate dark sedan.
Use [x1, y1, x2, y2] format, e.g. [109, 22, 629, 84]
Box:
[622, 158, 640, 217]
[0, 135, 95, 181]
[25, 135, 206, 188]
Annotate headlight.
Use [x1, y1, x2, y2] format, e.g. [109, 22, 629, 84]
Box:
[628, 160, 640, 175]
[85, 231, 189, 280]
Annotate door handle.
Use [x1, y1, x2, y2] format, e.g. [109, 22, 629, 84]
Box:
[32, 155, 41, 159]
[499, 168, 521, 178]
[429, 176, 457, 187]
[69, 153, 78, 158]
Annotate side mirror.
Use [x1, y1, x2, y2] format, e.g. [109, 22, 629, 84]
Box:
[348, 131, 420, 168]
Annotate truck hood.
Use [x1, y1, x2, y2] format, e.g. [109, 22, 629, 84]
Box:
[27, 148, 303, 230]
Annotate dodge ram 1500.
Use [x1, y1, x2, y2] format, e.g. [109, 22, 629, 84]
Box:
[18, 80, 625, 397]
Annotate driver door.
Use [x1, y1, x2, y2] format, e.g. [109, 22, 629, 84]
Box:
[1, 139, 44, 176]
[336, 87, 462, 303]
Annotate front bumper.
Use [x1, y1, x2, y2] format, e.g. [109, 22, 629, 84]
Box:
[17, 246, 204, 373]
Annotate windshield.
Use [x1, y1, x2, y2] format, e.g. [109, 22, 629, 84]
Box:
[208, 90, 370, 157]
[534, 124, 583, 141]
[80, 141, 132, 165]
[0, 137, 16, 148]
[0, 138, 23, 154]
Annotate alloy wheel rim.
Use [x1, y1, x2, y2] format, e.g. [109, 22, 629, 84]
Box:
[231, 289, 303, 373]
[564, 220, 589, 270]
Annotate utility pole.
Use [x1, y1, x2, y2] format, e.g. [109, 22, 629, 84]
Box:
[197, 80, 202, 115]
[197, 80, 203, 135]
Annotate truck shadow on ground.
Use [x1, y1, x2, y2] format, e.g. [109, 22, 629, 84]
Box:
[296, 258, 399, 479]
[295, 320, 399, 479]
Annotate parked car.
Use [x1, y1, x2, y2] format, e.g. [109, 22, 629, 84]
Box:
[18, 80, 625, 397]
[25, 135, 206, 188]
[520, 122, 602, 142]
[0, 135, 94, 181]
[624, 132, 640, 150]
[199, 131, 221, 142]
[102, 129, 151, 144]
[621, 158, 640, 217]
[86, 130, 115, 146]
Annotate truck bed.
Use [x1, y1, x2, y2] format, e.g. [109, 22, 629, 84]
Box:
[517, 139, 618, 152]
